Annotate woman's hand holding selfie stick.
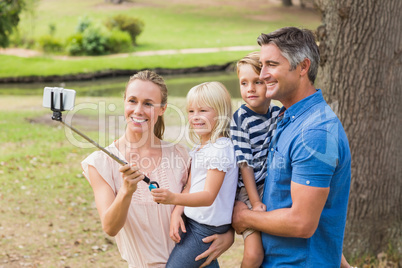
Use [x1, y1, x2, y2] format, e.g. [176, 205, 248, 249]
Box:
[43, 87, 159, 191]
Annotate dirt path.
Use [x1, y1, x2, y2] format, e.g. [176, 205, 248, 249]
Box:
[0, 47, 43, 57]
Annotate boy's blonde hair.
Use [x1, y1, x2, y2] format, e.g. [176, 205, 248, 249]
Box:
[186, 81, 232, 144]
[236, 51, 261, 76]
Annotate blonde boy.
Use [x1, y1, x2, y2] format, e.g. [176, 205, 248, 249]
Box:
[230, 52, 280, 267]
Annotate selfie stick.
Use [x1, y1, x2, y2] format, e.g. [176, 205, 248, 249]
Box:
[50, 91, 159, 190]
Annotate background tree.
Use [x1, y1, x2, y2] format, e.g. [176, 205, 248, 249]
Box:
[314, 0, 401, 260]
[0, 0, 25, 47]
[104, 0, 124, 4]
[282, 0, 292, 6]
[282, 0, 310, 8]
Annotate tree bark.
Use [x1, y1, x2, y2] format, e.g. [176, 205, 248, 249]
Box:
[282, 0, 293, 7]
[105, 0, 123, 3]
[314, 0, 402, 259]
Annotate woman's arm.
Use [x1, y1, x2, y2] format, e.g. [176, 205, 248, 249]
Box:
[88, 163, 144, 236]
[152, 169, 225, 207]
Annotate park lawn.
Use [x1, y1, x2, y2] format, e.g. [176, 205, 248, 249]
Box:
[0, 95, 244, 267]
[18, 0, 321, 51]
[0, 98, 120, 266]
[3, 0, 322, 78]
[0, 51, 248, 78]
[0, 100, 394, 267]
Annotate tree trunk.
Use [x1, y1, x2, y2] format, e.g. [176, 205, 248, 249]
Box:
[282, 0, 293, 7]
[105, 0, 124, 3]
[314, 0, 402, 259]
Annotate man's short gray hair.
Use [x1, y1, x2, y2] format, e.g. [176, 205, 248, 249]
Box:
[257, 27, 320, 84]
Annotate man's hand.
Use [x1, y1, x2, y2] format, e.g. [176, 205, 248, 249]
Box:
[232, 200, 249, 234]
[195, 229, 235, 268]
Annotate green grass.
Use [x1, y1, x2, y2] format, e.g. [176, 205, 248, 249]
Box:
[0, 70, 241, 101]
[0, 99, 112, 266]
[0, 51, 248, 78]
[0, 95, 397, 267]
[3, 0, 322, 78]
[0, 95, 244, 267]
[19, 0, 320, 51]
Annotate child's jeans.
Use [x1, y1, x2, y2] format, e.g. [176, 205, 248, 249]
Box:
[166, 217, 231, 268]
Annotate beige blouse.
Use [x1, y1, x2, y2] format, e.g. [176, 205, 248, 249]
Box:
[81, 141, 190, 267]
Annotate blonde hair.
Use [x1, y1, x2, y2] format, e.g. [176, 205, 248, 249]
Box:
[236, 51, 261, 76]
[124, 70, 168, 140]
[186, 81, 232, 144]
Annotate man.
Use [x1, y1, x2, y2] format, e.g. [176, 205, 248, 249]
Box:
[232, 27, 351, 267]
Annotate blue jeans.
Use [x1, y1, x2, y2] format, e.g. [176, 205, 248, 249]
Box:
[166, 217, 231, 268]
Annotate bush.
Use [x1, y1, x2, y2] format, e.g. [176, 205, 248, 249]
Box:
[76, 16, 92, 33]
[66, 15, 137, 56]
[65, 33, 84, 55]
[38, 35, 63, 53]
[9, 31, 36, 49]
[81, 26, 108, 55]
[106, 30, 132, 53]
[66, 25, 110, 56]
[48, 23, 56, 36]
[105, 14, 144, 44]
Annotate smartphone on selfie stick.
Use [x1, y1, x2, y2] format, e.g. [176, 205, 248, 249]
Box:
[42, 87, 159, 190]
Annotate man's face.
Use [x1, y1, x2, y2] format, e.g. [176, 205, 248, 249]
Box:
[259, 43, 301, 107]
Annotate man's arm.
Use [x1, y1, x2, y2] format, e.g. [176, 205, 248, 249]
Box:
[232, 181, 329, 238]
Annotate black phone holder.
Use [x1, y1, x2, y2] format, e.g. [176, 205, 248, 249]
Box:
[51, 91, 64, 122]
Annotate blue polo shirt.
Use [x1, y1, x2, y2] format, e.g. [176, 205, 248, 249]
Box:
[262, 89, 351, 267]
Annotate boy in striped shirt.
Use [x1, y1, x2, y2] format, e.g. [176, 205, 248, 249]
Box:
[230, 51, 281, 268]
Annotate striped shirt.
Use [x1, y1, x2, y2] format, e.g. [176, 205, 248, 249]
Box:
[230, 104, 281, 187]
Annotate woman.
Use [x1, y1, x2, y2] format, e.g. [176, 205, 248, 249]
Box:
[81, 70, 233, 267]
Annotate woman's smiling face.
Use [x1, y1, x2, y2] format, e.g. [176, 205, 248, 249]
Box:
[124, 79, 165, 135]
